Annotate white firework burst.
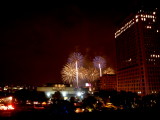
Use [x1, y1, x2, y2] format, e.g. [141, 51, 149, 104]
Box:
[61, 63, 76, 84]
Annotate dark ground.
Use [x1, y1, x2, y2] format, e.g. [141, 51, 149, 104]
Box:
[0, 109, 159, 120]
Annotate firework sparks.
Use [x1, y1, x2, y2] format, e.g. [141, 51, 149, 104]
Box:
[93, 56, 106, 77]
[68, 52, 83, 67]
[78, 67, 88, 80]
[68, 52, 84, 88]
[86, 67, 99, 83]
[61, 63, 87, 87]
[61, 63, 76, 84]
[103, 67, 115, 74]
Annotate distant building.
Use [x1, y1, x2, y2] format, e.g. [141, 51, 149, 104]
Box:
[115, 8, 160, 96]
[37, 83, 88, 100]
[0, 85, 36, 93]
[99, 74, 117, 91]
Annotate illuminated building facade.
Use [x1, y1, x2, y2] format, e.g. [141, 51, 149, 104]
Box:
[115, 8, 160, 96]
[0, 85, 36, 93]
[99, 74, 117, 91]
[37, 83, 88, 100]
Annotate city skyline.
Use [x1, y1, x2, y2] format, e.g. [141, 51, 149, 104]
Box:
[0, 1, 159, 86]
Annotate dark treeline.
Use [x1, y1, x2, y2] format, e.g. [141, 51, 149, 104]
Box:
[94, 90, 160, 112]
[1, 89, 160, 112]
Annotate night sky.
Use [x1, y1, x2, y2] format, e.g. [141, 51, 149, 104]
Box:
[0, 1, 158, 86]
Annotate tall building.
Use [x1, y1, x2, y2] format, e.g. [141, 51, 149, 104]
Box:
[115, 8, 160, 96]
[99, 74, 116, 91]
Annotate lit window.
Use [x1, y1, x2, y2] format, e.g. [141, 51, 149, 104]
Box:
[153, 19, 155, 22]
[128, 58, 132, 62]
[146, 26, 151, 29]
[136, 19, 138, 22]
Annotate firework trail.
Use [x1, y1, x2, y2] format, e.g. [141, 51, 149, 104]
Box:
[61, 63, 87, 87]
[68, 52, 83, 67]
[67, 52, 84, 88]
[93, 56, 106, 77]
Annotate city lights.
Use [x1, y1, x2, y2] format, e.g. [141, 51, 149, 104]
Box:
[0, 1, 160, 118]
[115, 10, 157, 38]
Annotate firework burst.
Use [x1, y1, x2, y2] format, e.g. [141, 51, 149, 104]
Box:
[103, 67, 115, 74]
[61, 63, 87, 87]
[78, 67, 88, 80]
[93, 56, 106, 77]
[86, 67, 99, 83]
[93, 56, 106, 69]
[61, 63, 76, 84]
[68, 52, 83, 67]
[67, 52, 84, 88]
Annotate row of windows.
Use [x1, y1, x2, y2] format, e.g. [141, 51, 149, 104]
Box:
[101, 85, 116, 87]
[118, 84, 160, 90]
[149, 87, 160, 90]
[148, 67, 160, 71]
[118, 80, 143, 83]
[118, 75, 143, 80]
[117, 87, 143, 91]
[118, 82, 144, 86]
[118, 68, 142, 74]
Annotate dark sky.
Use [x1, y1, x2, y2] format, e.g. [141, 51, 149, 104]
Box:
[0, 1, 158, 86]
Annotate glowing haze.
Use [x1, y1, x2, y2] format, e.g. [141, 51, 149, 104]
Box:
[1, 0, 152, 85]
